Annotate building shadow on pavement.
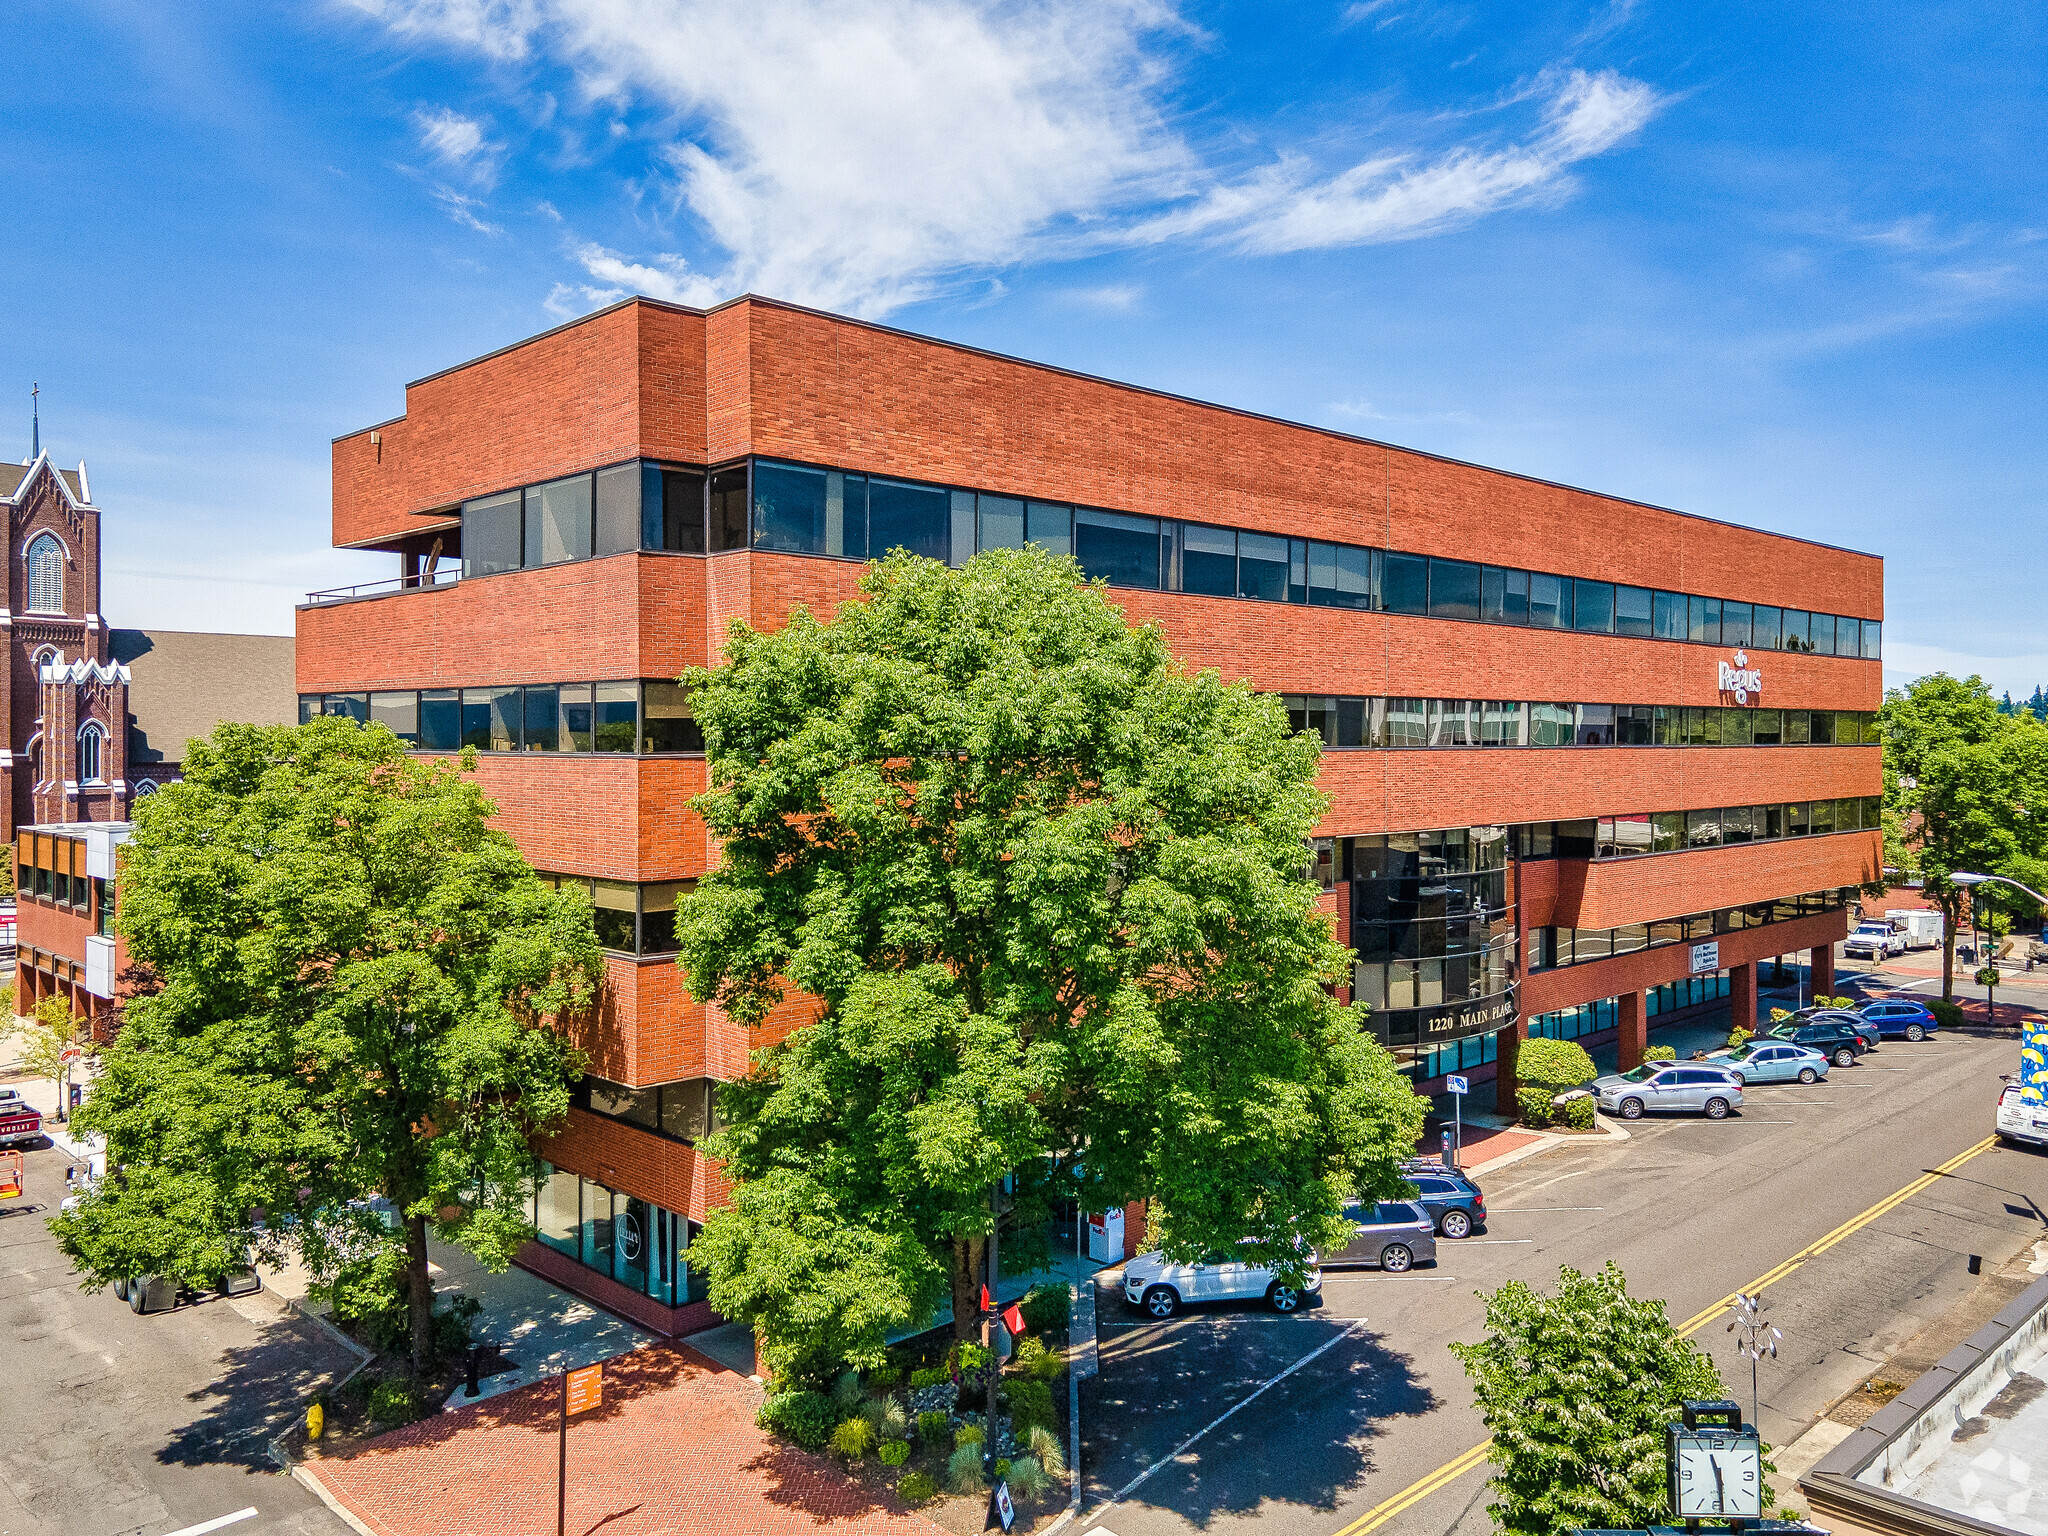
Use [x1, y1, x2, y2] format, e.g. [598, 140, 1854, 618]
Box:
[1081, 1299, 1440, 1530]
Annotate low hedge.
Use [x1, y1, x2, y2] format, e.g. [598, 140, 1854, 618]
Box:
[1930, 998, 1966, 1029]
[1644, 1045, 1677, 1062]
[1515, 1086, 1554, 1128]
[1561, 1095, 1596, 1129]
[758, 1390, 837, 1450]
[1018, 1282, 1071, 1335]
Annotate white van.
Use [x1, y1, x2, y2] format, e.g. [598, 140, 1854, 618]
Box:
[1997, 1082, 2048, 1149]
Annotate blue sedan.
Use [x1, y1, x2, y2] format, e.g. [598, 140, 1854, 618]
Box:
[1858, 999, 1940, 1041]
[1708, 1041, 1832, 1086]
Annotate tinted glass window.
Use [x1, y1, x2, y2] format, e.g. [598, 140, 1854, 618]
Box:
[709, 467, 749, 551]
[460, 687, 494, 750]
[1810, 710, 1834, 745]
[595, 463, 641, 556]
[419, 689, 460, 751]
[1308, 543, 1375, 609]
[1025, 501, 1071, 557]
[1809, 612, 1836, 656]
[1182, 524, 1236, 596]
[1780, 609, 1809, 652]
[1721, 600, 1753, 648]
[1653, 590, 1686, 640]
[528, 474, 592, 567]
[523, 684, 559, 751]
[950, 491, 975, 567]
[648, 466, 706, 553]
[1529, 572, 1567, 629]
[462, 490, 523, 577]
[1076, 509, 1162, 588]
[559, 682, 594, 752]
[1614, 585, 1652, 637]
[1573, 579, 1614, 633]
[641, 682, 703, 753]
[1752, 606, 1782, 652]
[867, 477, 949, 561]
[593, 681, 638, 753]
[1430, 559, 1481, 621]
[1688, 595, 1721, 645]
[370, 690, 418, 745]
[751, 460, 830, 554]
[1862, 619, 1882, 659]
[978, 495, 1025, 552]
[1237, 531, 1290, 601]
[1383, 553, 1429, 615]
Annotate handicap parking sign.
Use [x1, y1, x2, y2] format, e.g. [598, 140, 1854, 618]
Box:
[1447, 1075, 1468, 1096]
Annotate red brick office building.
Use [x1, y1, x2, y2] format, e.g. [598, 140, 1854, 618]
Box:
[299, 296, 1883, 1334]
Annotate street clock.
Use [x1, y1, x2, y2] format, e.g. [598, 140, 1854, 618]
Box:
[1667, 1399, 1763, 1525]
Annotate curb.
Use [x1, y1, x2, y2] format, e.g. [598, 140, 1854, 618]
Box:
[1040, 1276, 1094, 1536]
[288, 1462, 382, 1536]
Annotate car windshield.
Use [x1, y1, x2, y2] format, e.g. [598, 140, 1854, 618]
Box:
[1617, 1065, 1656, 1082]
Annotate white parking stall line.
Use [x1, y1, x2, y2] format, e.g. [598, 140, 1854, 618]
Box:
[1487, 1206, 1604, 1213]
[1094, 1318, 1370, 1513]
[1460, 1238, 1535, 1245]
[157, 1511, 259, 1536]
[1321, 1274, 1459, 1283]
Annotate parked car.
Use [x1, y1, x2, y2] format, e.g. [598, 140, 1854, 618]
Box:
[1844, 921, 1906, 960]
[1399, 1166, 1487, 1238]
[0, 1089, 42, 1149]
[1996, 1081, 2048, 1150]
[1858, 999, 1940, 1042]
[1594, 1064, 1745, 1121]
[1122, 1243, 1322, 1318]
[1769, 1019, 1870, 1066]
[1326, 1200, 1440, 1272]
[1708, 1041, 1831, 1086]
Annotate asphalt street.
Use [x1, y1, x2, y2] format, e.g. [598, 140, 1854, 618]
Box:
[0, 1146, 355, 1536]
[1076, 1018, 2048, 1536]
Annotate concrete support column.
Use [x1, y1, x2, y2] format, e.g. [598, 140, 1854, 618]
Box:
[1810, 943, 1835, 999]
[1732, 962, 1758, 1036]
[1617, 989, 1648, 1071]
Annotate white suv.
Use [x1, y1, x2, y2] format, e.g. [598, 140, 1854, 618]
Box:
[1122, 1244, 1322, 1318]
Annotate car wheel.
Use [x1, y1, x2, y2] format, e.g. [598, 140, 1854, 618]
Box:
[1619, 1097, 1645, 1121]
[1439, 1209, 1472, 1240]
[1834, 1047, 1855, 1068]
[1142, 1285, 1180, 1320]
[1798, 1067, 1818, 1085]
[1268, 1282, 1303, 1313]
[129, 1281, 149, 1315]
[112, 1277, 129, 1301]
[1704, 1097, 1731, 1121]
[1380, 1244, 1414, 1273]
[1730, 1071, 1747, 1087]
[1906, 1023, 1925, 1042]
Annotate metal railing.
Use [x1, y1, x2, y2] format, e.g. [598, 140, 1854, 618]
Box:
[302, 566, 460, 606]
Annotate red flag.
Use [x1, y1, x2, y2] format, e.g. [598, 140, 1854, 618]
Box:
[1001, 1301, 1026, 1338]
[980, 1284, 992, 1315]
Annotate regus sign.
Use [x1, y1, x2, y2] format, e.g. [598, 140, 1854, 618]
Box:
[1718, 650, 1762, 705]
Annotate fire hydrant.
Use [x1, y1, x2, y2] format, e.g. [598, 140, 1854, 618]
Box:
[307, 1402, 325, 1441]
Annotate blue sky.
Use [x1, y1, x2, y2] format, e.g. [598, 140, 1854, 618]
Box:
[5, 1, 2043, 696]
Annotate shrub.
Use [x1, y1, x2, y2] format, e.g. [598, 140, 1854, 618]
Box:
[1012, 1336, 1065, 1382]
[1930, 998, 1966, 1029]
[1562, 1096, 1596, 1130]
[1823, 995, 1855, 1009]
[917, 1410, 950, 1443]
[368, 1378, 422, 1427]
[1644, 1045, 1676, 1062]
[1769, 1007, 1793, 1024]
[831, 1368, 865, 1414]
[860, 1395, 908, 1442]
[954, 1421, 985, 1449]
[951, 1340, 993, 1373]
[1517, 1037, 1596, 1091]
[1008, 1454, 1052, 1501]
[1028, 1423, 1066, 1477]
[879, 1439, 911, 1466]
[1004, 1377, 1056, 1438]
[831, 1417, 875, 1461]
[1728, 1028, 1752, 1051]
[995, 1458, 1012, 1479]
[947, 1443, 987, 1494]
[757, 1391, 837, 1450]
[1515, 1086, 1553, 1127]
[867, 1362, 902, 1389]
[898, 1471, 937, 1504]
[908, 1366, 948, 1389]
[1018, 1283, 1071, 1335]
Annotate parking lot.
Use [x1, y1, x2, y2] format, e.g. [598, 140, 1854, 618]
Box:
[1076, 1015, 2048, 1536]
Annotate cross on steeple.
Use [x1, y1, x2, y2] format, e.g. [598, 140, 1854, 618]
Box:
[31, 382, 39, 461]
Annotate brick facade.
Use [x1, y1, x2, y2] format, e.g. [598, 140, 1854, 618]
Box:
[307, 295, 1885, 1328]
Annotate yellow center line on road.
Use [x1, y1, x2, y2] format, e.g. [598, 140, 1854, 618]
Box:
[1322, 1134, 1998, 1536]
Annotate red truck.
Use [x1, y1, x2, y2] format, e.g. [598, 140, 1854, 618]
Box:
[0, 1089, 44, 1149]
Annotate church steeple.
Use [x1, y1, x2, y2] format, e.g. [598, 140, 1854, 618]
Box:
[30, 382, 39, 461]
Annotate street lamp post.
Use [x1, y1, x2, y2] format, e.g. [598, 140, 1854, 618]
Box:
[1951, 874, 2048, 1028]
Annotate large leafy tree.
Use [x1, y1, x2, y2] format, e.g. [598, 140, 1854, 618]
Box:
[1882, 674, 2048, 998]
[52, 719, 604, 1376]
[1453, 1263, 1754, 1536]
[679, 547, 1425, 1382]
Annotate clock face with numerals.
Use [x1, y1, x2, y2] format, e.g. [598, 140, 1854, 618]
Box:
[1672, 1429, 1763, 1518]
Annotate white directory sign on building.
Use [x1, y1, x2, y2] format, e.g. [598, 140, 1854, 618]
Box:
[1690, 941, 1721, 974]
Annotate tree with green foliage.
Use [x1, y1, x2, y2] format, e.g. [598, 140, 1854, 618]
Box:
[679, 547, 1426, 1383]
[50, 717, 604, 1376]
[1453, 1262, 1759, 1536]
[7, 994, 90, 1086]
[1882, 674, 2048, 999]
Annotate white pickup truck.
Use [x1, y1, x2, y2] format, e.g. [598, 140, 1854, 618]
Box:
[0, 1089, 42, 1150]
[1844, 920, 1906, 960]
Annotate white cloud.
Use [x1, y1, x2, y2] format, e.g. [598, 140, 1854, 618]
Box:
[428, 184, 504, 234]
[412, 105, 502, 183]
[352, 1, 1661, 317]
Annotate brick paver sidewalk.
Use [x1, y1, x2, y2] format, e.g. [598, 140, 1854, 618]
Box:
[305, 1345, 945, 1536]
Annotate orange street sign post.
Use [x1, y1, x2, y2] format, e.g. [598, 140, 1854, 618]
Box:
[559, 1364, 602, 1536]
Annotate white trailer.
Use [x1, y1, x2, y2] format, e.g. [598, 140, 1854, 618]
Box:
[1886, 909, 1944, 949]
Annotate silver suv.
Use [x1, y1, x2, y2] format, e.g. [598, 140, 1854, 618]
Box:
[1594, 1064, 1745, 1120]
[1325, 1201, 1439, 1272]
